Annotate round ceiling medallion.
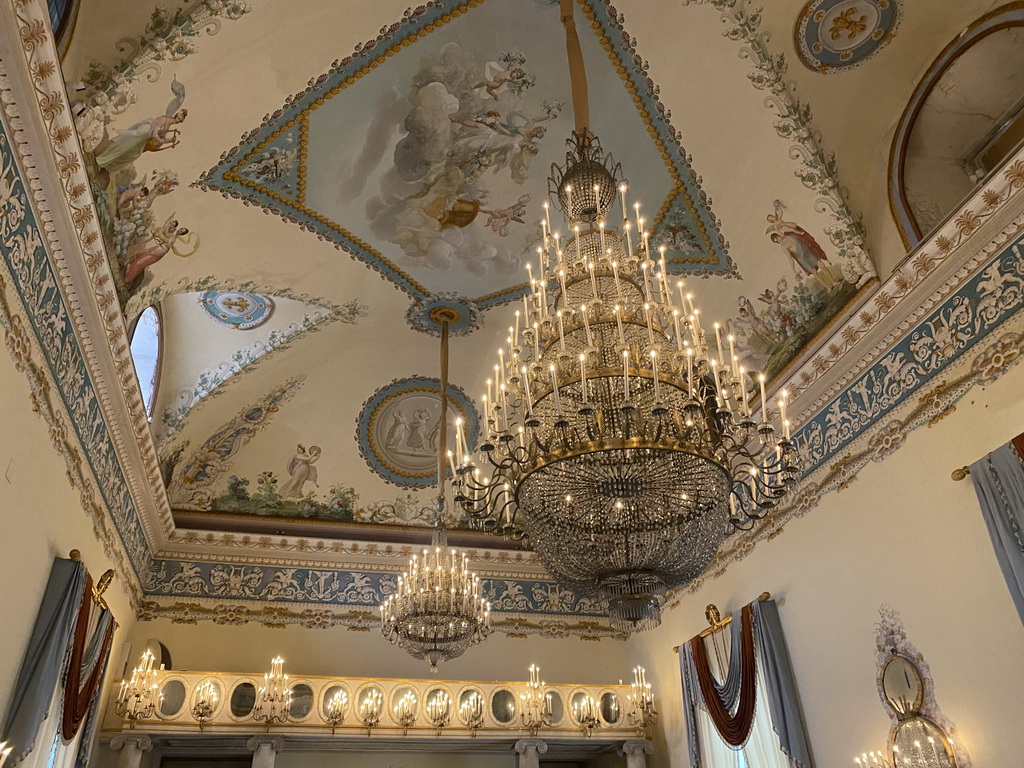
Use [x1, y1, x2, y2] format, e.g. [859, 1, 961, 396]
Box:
[796, 0, 901, 73]
[200, 291, 275, 330]
[357, 377, 479, 488]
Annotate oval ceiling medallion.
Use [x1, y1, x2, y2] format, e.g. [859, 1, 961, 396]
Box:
[405, 294, 482, 337]
[200, 291, 275, 330]
[796, 0, 902, 74]
[357, 377, 479, 488]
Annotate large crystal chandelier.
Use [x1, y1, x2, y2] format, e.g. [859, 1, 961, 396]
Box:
[450, 0, 800, 633]
[380, 310, 492, 671]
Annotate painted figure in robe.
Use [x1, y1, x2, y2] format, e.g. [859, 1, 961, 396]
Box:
[281, 445, 322, 498]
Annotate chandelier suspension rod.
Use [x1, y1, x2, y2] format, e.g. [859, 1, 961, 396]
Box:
[560, 0, 590, 135]
[437, 318, 451, 508]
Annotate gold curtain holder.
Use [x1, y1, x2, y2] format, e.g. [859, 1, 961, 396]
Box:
[672, 592, 771, 653]
[69, 550, 116, 615]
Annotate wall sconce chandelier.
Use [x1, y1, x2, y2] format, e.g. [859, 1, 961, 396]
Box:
[358, 688, 383, 735]
[451, 0, 799, 633]
[573, 693, 600, 737]
[325, 689, 348, 734]
[426, 689, 452, 735]
[460, 691, 485, 736]
[627, 666, 658, 736]
[115, 650, 162, 728]
[253, 657, 291, 729]
[520, 664, 553, 736]
[191, 681, 218, 731]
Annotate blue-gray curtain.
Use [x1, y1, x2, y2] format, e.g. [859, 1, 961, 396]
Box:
[73, 612, 113, 768]
[677, 599, 815, 768]
[1, 557, 85, 766]
[970, 442, 1024, 625]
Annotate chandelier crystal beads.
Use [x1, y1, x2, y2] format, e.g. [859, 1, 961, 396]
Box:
[453, 131, 800, 633]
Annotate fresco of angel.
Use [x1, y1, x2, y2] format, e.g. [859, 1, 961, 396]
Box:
[123, 215, 198, 284]
[765, 199, 838, 292]
[280, 444, 322, 499]
[93, 77, 187, 177]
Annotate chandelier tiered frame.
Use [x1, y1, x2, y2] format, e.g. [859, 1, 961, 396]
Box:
[451, 131, 800, 632]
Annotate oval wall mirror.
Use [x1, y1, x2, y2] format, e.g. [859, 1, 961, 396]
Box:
[289, 683, 314, 719]
[491, 689, 516, 724]
[230, 682, 257, 718]
[159, 680, 186, 717]
[546, 690, 564, 724]
[600, 691, 622, 724]
[881, 655, 924, 716]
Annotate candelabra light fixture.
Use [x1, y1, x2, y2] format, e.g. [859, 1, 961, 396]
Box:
[358, 688, 383, 735]
[252, 657, 291, 729]
[114, 650, 162, 728]
[626, 666, 658, 736]
[191, 681, 218, 731]
[451, 1, 800, 634]
[426, 689, 452, 735]
[573, 693, 600, 737]
[379, 312, 492, 670]
[325, 689, 348, 735]
[0, 741, 12, 768]
[459, 690, 485, 736]
[520, 664, 554, 736]
[394, 691, 418, 735]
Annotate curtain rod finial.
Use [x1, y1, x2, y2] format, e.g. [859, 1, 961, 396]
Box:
[69, 549, 81, 561]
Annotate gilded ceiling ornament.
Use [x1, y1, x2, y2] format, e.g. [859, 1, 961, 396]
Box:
[795, 0, 902, 74]
[200, 290, 275, 329]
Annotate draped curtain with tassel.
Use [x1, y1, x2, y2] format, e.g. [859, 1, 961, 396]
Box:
[1, 557, 115, 768]
[970, 440, 1024, 625]
[678, 599, 815, 768]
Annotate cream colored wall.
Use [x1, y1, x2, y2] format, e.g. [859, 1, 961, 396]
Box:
[0, 345, 137, 734]
[128, 617, 630, 686]
[626, 359, 1024, 768]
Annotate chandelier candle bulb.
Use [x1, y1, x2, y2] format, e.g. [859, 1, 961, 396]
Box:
[672, 311, 684, 351]
[559, 268, 568, 297]
[644, 303, 655, 346]
[728, 335, 737, 377]
[651, 351, 662, 402]
[640, 261, 652, 302]
[714, 323, 724, 363]
[614, 305, 626, 345]
[619, 183, 628, 223]
[599, 220, 607, 257]
[557, 311, 567, 352]
[611, 260, 623, 299]
[588, 262, 599, 301]
[624, 221, 634, 258]
[532, 323, 541, 360]
[522, 367, 535, 417]
[622, 350, 631, 401]
[759, 373, 768, 419]
[634, 201, 641, 234]
[575, 225, 582, 264]
[739, 368, 749, 417]
[544, 200, 552, 234]
[581, 305, 594, 347]
[686, 347, 694, 394]
[565, 185, 573, 220]
[549, 365, 564, 417]
[514, 310, 521, 346]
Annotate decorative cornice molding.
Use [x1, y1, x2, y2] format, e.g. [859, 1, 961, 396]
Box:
[138, 597, 626, 640]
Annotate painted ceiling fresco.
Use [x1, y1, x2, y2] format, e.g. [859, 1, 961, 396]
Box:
[196, 0, 730, 308]
[6, 0, 1023, 628]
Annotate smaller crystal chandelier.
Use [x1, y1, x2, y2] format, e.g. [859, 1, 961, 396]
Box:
[115, 650, 161, 728]
[379, 311, 492, 670]
[573, 693, 600, 737]
[459, 691, 485, 736]
[426, 689, 452, 735]
[253, 657, 291, 729]
[325, 689, 348, 734]
[520, 664, 553, 735]
[626, 666, 658, 736]
[394, 690, 418, 735]
[358, 688, 383, 735]
[191, 681, 218, 731]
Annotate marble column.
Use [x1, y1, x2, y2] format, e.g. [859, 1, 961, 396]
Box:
[619, 739, 654, 768]
[109, 734, 153, 768]
[514, 738, 549, 768]
[246, 736, 284, 768]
